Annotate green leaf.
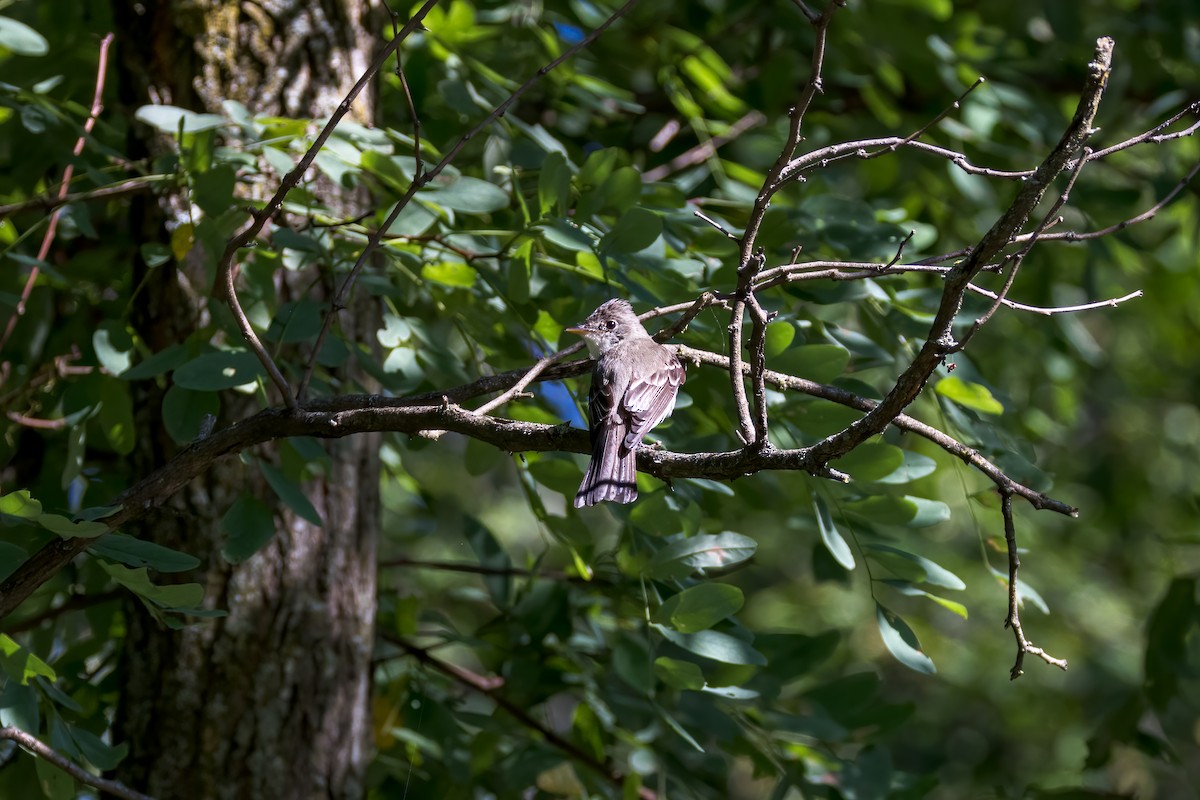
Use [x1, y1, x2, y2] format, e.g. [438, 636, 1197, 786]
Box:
[0, 680, 38, 735]
[600, 167, 642, 215]
[876, 603, 936, 674]
[874, 450, 938, 484]
[100, 562, 205, 611]
[90, 533, 200, 573]
[814, 495, 855, 570]
[882, 580, 969, 619]
[654, 657, 705, 690]
[173, 350, 266, 390]
[421, 261, 477, 288]
[35, 755, 74, 800]
[772, 343, 851, 383]
[98, 378, 136, 455]
[0, 542, 26, 581]
[134, 104, 227, 133]
[764, 320, 796, 357]
[426, 175, 509, 214]
[191, 164, 237, 215]
[69, 725, 128, 771]
[935, 376, 1004, 415]
[0, 17, 49, 56]
[162, 385, 220, 445]
[654, 625, 767, 666]
[120, 344, 190, 381]
[37, 514, 108, 539]
[844, 495, 950, 528]
[538, 150, 571, 217]
[1145, 578, 1196, 709]
[259, 461, 323, 526]
[832, 443, 905, 483]
[866, 543, 965, 590]
[220, 494, 276, 564]
[600, 207, 662, 255]
[654, 584, 744, 633]
[0, 634, 57, 685]
[0, 490, 42, 521]
[646, 532, 757, 580]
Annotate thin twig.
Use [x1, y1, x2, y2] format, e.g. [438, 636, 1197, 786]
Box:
[387, 2, 424, 185]
[953, 145, 1094, 352]
[969, 289, 1143, 316]
[729, 0, 844, 445]
[387, 635, 657, 800]
[879, 77, 986, 154]
[471, 341, 585, 417]
[296, 0, 643, 402]
[0, 177, 166, 220]
[0, 590, 122, 634]
[380, 557, 597, 583]
[1001, 493, 1069, 679]
[752, 260, 1143, 316]
[0, 33, 114, 356]
[0, 726, 155, 800]
[693, 209, 739, 240]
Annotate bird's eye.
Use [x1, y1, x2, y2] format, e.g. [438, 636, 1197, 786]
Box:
[605, 320, 617, 330]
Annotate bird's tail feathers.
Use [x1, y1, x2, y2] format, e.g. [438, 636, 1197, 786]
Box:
[575, 422, 637, 507]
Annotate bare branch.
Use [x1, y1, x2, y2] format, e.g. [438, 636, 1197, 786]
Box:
[1086, 98, 1200, 160]
[0, 726, 155, 800]
[953, 145, 1094, 352]
[1001, 493, 1069, 679]
[803, 37, 1115, 470]
[676, 345, 1076, 516]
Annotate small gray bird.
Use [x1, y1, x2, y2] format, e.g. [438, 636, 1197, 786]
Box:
[566, 299, 685, 507]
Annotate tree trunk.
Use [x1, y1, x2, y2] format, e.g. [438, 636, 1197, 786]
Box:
[109, 3, 381, 797]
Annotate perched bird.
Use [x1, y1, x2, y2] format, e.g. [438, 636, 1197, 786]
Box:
[566, 299, 685, 507]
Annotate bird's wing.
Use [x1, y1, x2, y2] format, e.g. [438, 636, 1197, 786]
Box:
[622, 344, 685, 451]
[587, 367, 615, 448]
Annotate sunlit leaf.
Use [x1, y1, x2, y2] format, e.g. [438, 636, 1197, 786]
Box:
[936, 376, 1004, 415]
[421, 261, 476, 288]
[0, 634, 56, 685]
[876, 603, 936, 674]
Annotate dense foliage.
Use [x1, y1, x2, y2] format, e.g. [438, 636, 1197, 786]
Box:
[1, 0, 1199, 798]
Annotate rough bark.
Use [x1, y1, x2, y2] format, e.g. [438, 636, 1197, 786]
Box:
[109, 2, 381, 797]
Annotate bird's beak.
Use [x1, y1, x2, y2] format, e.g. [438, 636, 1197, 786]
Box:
[564, 325, 588, 335]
